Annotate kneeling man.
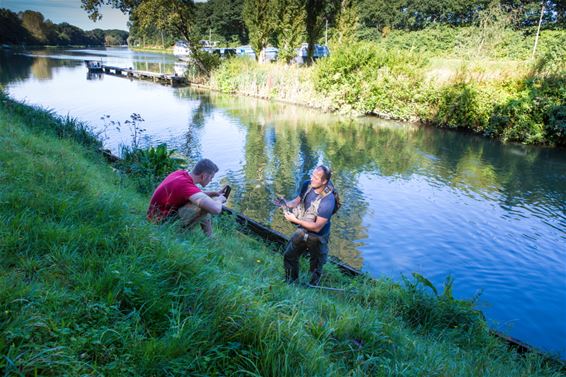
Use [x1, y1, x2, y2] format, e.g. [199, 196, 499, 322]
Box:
[147, 158, 226, 236]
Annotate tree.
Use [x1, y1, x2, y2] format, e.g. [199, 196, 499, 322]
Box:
[20, 10, 49, 44]
[82, 0, 212, 74]
[209, 0, 247, 44]
[275, 0, 306, 63]
[305, 0, 339, 64]
[86, 28, 106, 45]
[56, 22, 89, 45]
[81, 0, 141, 22]
[243, 0, 276, 62]
[0, 8, 32, 44]
[333, 0, 360, 45]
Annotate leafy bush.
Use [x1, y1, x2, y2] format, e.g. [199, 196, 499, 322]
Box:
[117, 144, 186, 193]
[314, 41, 427, 118]
[375, 26, 566, 60]
[495, 83, 564, 144]
[431, 82, 505, 132]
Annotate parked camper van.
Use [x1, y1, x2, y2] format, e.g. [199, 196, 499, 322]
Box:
[295, 43, 330, 64]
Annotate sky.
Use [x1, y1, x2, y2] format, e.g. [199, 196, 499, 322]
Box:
[0, 0, 130, 31]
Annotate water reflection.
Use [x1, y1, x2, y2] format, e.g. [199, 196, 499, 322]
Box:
[86, 71, 103, 81]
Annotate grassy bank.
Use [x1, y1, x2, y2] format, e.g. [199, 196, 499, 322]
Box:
[205, 27, 566, 146]
[1, 93, 564, 375]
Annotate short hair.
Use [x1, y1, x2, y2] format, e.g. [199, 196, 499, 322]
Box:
[192, 158, 219, 175]
[315, 165, 331, 181]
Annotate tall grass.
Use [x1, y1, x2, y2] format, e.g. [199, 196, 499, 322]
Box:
[1, 92, 564, 375]
[208, 57, 332, 110]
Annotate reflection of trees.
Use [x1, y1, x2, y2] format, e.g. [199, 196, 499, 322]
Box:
[239, 121, 273, 221]
[30, 58, 55, 80]
[182, 96, 213, 163]
[1, 52, 84, 84]
[206, 95, 378, 267]
[132, 61, 174, 74]
[415, 128, 566, 211]
[0, 52, 33, 84]
[203, 91, 565, 267]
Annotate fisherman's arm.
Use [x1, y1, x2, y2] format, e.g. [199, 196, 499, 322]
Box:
[189, 192, 226, 215]
[284, 212, 328, 233]
[283, 196, 301, 209]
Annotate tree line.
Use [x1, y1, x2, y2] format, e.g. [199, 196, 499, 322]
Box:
[0, 8, 128, 46]
[82, 0, 564, 62]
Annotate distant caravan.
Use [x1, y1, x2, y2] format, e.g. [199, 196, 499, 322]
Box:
[234, 43, 330, 64]
[84, 60, 103, 72]
[295, 43, 330, 64]
[173, 40, 192, 61]
[174, 40, 329, 64]
[173, 40, 236, 61]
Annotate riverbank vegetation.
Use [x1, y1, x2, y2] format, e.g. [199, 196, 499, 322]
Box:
[208, 2, 565, 145]
[0, 8, 127, 46]
[206, 26, 565, 145]
[2, 92, 565, 375]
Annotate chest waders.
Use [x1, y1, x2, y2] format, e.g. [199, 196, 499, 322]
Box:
[292, 184, 333, 229]
[284, 184, 335, 285]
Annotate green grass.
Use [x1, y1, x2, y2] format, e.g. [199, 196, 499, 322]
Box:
[1, 92, 564, 376]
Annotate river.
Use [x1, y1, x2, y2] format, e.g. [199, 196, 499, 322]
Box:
[1, 47, 565, 359]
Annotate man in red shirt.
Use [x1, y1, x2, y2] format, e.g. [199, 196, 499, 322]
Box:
[147, 158, 226, 236]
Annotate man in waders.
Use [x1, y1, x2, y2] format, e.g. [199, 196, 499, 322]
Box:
[279, 165, 336, 286]
[147, 158, 227, 236]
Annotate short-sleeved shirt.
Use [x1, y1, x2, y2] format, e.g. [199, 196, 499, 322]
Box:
[147, 170, 202, 222]
[298, 180, 335, 236]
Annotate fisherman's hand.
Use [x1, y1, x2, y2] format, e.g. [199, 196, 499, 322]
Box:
[273, 198, 284, 207]
[214, 195, 227, 204]
[283, 211, 297, 223]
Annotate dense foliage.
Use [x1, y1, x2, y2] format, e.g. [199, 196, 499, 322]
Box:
[87, 0, 566, 48]
[355, 0, 566, 33]
[313, 30, 566, 145]
[0, 8, 127, 46]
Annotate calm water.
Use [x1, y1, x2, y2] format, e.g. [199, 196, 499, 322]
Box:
[2, 48, 565, 359]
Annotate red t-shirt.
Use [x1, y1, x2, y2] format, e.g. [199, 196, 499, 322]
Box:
[147, 170, 202, 221]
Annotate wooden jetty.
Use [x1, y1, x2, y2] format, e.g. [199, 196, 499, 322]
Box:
[88, 63, 187, 86]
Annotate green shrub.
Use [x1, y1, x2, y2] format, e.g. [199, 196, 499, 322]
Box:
[375, 26, 566, 61]
[314, 41, 427, 118]
[488, 70, 565, 145]
[117, 144, 186, 193]
[430, 81, 500, 132]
